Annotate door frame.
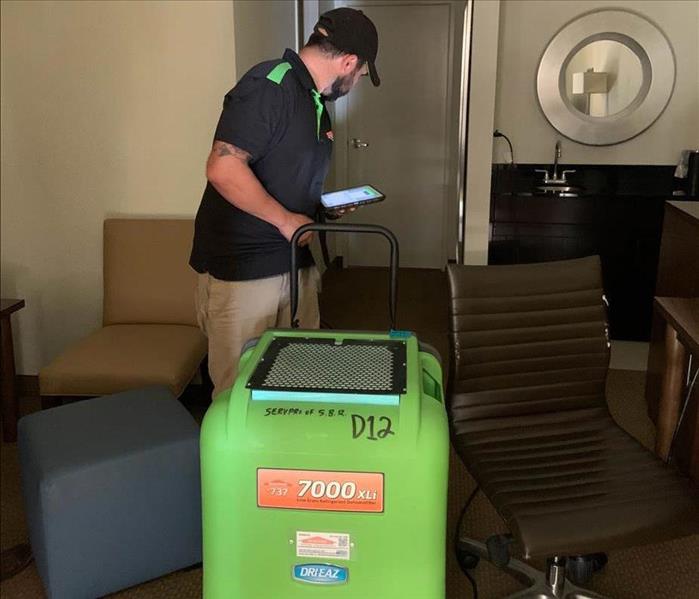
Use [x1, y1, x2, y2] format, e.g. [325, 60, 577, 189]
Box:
[311, 0, 473, 267]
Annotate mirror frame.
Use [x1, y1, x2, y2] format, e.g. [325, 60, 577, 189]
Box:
[537, 9, 676, 146]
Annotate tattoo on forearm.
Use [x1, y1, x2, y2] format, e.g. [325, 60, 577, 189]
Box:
[213, 141, 251, 162]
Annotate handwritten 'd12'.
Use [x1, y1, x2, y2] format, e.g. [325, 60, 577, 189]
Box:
[351, 415, 395, 441]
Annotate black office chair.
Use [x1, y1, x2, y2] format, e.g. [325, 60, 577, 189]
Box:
[446, 256, 698, 598]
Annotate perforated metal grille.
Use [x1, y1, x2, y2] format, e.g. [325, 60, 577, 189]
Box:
[247, 338, 406, 395]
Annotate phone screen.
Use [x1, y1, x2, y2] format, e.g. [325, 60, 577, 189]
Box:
[321, 185, 385, 209]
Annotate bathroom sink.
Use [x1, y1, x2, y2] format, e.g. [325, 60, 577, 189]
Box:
[535, 185, 582, 196]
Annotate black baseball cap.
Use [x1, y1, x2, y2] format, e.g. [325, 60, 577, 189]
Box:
[313, 7, 380, 86]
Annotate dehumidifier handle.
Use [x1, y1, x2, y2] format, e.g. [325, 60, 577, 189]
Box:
[290, 223, 400, 330]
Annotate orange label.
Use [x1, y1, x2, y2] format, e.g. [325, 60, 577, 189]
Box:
[257, 468, 384, 513]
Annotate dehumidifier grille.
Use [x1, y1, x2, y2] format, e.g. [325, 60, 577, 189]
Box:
[247, 338, 407, 395]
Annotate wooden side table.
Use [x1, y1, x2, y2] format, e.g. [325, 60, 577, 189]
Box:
[653, 297, 699, 481]
[1, 298, 25, 442]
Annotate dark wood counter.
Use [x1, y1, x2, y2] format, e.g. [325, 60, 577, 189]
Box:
[645, 202, 699, 481]
[488, 192, 666, 340]
[653, 298, 699, 477]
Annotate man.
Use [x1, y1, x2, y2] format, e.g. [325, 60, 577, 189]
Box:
[190, 8, 380, 399]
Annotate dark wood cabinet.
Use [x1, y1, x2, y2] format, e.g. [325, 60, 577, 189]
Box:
[645, 202, 699, 434]
[488, 193, 667, 341]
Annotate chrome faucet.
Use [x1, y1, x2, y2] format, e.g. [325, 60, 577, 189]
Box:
[535, 141, 576, 184]
[553, 140, 561, 181]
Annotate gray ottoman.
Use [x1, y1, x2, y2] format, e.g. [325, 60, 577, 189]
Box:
[18, 386, 201, 599]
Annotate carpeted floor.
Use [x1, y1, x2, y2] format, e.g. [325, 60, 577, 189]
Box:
[1, 267, 697, 598]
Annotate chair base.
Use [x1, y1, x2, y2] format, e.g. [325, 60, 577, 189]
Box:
[458, 538, 610, 599]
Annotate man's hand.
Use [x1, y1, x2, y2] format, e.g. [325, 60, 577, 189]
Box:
[325, 206, 358, 220]
[279, 212, 314, 246]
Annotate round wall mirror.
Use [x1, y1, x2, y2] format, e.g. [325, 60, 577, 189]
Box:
[537, 9, 675, 146]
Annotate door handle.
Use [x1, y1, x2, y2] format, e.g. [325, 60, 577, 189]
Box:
[351, 138, 370, 149]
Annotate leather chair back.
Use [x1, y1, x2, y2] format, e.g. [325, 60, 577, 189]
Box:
[446, 256, 610, 434]
[103, 218, 197, 326]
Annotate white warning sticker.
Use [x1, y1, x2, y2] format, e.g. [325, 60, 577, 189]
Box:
[296, 531, 351, 560]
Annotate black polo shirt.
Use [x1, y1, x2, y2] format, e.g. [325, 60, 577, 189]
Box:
[190, 49, 333, 281]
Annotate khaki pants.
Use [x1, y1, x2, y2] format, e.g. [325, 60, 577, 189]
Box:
[196, 267, 320, 399]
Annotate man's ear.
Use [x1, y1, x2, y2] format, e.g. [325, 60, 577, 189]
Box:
[339, 54, 359, 75]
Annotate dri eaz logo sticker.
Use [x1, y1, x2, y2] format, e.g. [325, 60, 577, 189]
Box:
[293, 563, 348, 585]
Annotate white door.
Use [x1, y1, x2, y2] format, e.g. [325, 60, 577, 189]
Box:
[332, 0, 466, 269]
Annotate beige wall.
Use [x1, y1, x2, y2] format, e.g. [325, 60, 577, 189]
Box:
[493, 0, 699, 164]
[234, 0, 297, 77]
[1, 0, 236, 375]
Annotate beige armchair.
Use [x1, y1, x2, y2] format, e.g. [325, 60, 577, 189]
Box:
[39, 218, 207, 406]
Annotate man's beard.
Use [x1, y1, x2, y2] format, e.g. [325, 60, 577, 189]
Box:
[323, 72, 355, 102]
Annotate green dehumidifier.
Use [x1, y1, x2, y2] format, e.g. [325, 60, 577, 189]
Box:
[200, 224, 449, 598]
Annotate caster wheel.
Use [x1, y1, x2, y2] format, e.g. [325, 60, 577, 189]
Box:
[456, 540, 480, 572]
[566, 553, 607, 585]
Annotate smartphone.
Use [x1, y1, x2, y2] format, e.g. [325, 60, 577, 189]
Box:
[321, 184, 386, 211]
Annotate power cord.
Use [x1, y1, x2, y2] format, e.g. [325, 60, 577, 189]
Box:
[454, 486, 481, 599]
[493, 130, 516, 167]
[461, 567, 478, 599]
